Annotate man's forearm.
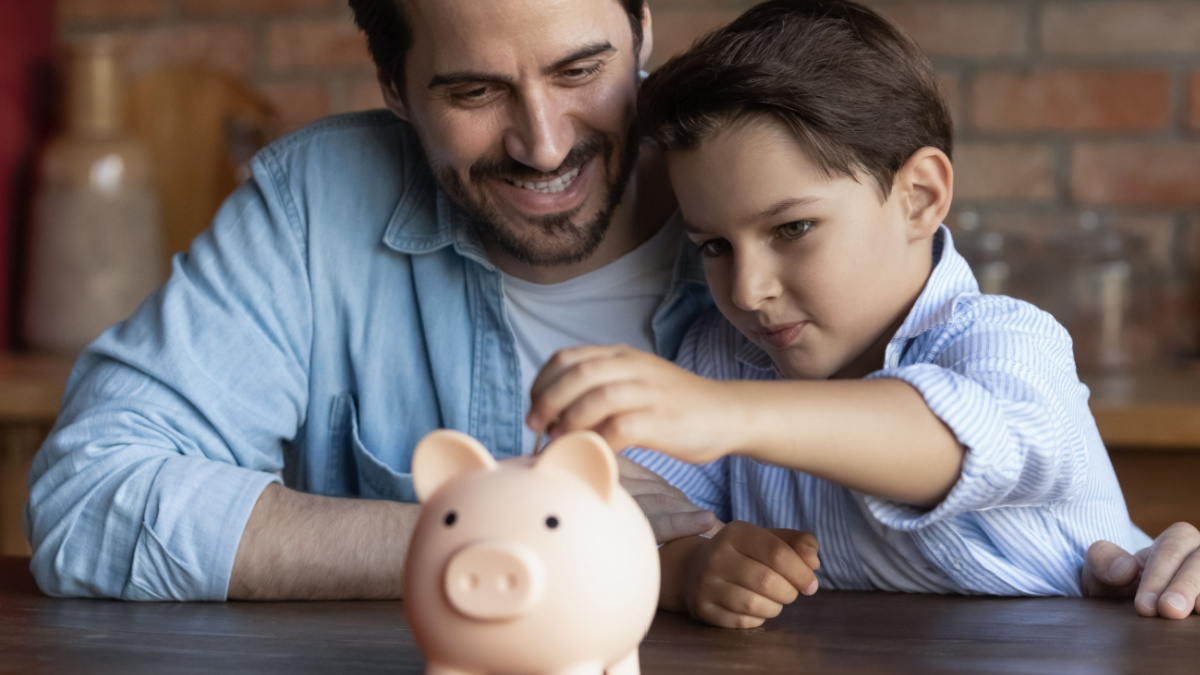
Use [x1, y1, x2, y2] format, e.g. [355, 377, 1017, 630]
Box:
[229, 483, 421, 600]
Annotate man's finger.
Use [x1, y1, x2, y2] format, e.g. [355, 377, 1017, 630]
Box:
[1082, 540, 1140, 597]
[1136, 522, 1200, 617]
[646, 508, 718, 544]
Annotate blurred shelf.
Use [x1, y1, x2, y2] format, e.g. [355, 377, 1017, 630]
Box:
[0, 354, 73, 424]
[1082, 366, 1200, 451]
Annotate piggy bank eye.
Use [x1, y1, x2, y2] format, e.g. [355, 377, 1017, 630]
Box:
[545, 515, 559, 529]
[444, 511, 457, 527]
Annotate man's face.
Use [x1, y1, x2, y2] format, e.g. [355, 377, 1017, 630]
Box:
[668, 116, 931, 380]
[396, 0, 646, 267]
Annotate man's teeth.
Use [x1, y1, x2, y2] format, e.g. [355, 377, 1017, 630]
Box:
[509, 167, 581, 194]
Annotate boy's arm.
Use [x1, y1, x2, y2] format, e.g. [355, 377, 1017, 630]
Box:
[528, 345, 963, 507]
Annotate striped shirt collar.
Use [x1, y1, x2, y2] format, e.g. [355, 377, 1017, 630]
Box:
[735, 225, 978, 372]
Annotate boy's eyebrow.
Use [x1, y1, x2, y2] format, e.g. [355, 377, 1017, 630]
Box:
[428, 42, 614, 89]
[756, 196, 823, 221]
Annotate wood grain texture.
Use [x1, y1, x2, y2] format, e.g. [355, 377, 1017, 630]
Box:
[1, 557, 1197, 674]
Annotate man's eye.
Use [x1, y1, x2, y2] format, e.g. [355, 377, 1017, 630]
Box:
[698, 239, 731, 258]
[560, 63, 602, 82]
[778, 220, 814, 240]
[451, 86, 497, 105]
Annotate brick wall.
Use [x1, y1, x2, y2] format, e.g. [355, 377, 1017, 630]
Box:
[59, 0, 1200, 356]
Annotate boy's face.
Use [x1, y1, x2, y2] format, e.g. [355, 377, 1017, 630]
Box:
[393, 0, 648, 267]
[667, 116, 935, 380]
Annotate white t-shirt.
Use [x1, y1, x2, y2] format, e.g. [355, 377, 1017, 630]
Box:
[501, 215, 682, 453]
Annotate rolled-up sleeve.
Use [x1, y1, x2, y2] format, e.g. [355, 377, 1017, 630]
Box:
[24, 151, 312, 600]
[862, 299, 1090, 530]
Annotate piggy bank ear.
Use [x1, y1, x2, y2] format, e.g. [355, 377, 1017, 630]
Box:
[412, 430, 497, 503]
[536, 431, 618, 502]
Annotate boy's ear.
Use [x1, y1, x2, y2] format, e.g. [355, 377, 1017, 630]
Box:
[897, 147, 953, 241]
[378, 68, 410, 122]
[638, 5, 654, 71]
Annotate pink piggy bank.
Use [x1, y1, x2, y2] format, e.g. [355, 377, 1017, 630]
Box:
[404, 429, 660, 675]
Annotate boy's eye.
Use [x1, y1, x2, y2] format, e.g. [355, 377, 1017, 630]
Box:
[697, 238, 731, 258]
[777, 220, 814, 240]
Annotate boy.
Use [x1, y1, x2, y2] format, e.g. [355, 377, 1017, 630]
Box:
[526, 0, 1152, 628]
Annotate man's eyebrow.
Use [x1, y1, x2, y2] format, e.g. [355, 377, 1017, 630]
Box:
[427, 42, 615, 90]
[428, 70, 515, 90]
[543, 41, 615, 75]
[756, 196, 822, 220]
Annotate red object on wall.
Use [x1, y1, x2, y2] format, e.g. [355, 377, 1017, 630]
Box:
[0, 1, 55, 350]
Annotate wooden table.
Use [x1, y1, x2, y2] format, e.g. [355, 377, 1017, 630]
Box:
[1, 557, 1196, 674]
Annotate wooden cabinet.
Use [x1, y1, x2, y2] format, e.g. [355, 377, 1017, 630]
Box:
[2, 356, 1198, 555]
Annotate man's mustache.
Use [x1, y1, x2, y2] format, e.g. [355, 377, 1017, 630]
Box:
[469, 135, 611, 184]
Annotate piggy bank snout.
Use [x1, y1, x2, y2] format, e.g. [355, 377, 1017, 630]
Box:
[444, 542, 546, 621]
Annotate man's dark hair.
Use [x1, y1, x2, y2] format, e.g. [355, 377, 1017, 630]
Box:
[638, 0, 952, 198]
[349, 0, 647, 96]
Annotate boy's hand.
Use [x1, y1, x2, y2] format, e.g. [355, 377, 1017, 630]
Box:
[683, 521, 820, 629]
[527, 345, 740, 463]
[1083, 522, 1200, 619]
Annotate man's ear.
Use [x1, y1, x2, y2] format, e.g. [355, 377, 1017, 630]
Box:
[896, 146, 953, 242]
[377, 67, 410, 122]
[637, 5, 654, 71]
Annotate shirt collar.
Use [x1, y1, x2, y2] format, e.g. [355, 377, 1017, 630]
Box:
[734, 225, 978, 372]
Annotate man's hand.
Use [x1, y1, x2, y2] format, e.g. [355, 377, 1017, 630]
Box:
[527, 345, 742, 464]
[1082, 522, 1200, 619]
[681, 521, 820, 629]
[617, 454, 720, 544]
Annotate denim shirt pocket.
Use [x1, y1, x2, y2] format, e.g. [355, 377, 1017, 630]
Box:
[330, 393, 418, 503]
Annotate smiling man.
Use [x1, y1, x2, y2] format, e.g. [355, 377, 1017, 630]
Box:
[25, 0, 715, 602]
[23, 0, 1196, 613]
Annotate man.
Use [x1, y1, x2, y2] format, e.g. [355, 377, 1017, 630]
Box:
[24, 0, 1198, 617]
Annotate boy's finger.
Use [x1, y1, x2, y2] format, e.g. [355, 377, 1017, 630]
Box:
[1081, 540, 1140, 597]
[526, 353, 638, 432]
[722, 557, 801, 606]
[693, 600, 766, 630]
[553, 382, 645, 439]
[732, 528, 818, 597]
[1135, 522, 1200, 617]
[710, 578, 785, 620]
[1156, 549, 1200, 619]
[771, 529, 821, 571]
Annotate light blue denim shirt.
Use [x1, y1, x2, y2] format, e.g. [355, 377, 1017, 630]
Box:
[25, 111, 712, 601]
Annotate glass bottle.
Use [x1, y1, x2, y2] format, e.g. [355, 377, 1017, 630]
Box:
[23, 36, 163, 354]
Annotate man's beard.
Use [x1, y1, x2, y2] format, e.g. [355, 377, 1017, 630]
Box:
[436, 124, 640, 267]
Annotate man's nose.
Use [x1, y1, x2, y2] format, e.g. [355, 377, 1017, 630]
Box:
[503, 90, 575, 173]
[730, 253, 782, 312]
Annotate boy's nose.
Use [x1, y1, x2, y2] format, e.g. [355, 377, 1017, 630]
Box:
[503, 90, 575, 173]
[731, 257, 782, 312]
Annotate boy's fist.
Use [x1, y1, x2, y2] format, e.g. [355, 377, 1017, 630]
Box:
[684, 521, 820, 629]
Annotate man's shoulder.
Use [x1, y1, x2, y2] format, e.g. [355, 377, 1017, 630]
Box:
[255, 110, 429, 189]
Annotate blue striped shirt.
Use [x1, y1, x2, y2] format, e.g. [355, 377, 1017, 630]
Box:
[628, 227, 1151, 596]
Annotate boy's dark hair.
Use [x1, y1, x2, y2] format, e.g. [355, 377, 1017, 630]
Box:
[349, 0, 647, 96]
[638, 0, 952, 198]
